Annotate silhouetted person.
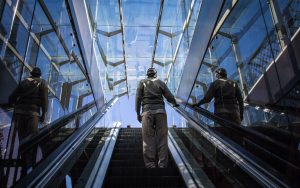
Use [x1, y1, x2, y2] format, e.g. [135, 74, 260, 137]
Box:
[192, 68, 244, 125]
[9, 67, 48, 175]
[136, 67, 179, 168]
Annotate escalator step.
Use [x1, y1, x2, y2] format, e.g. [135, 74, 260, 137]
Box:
[113, 148, 143, 154]
[117, 139, 143, 144]
[104, 176, 185, 187]
[111, 153, 143, 160]
[107, 167, 180, 176]
[103, 128, 185, 187]
[115, 143, 143, 148]
[109, 160, 145, 167]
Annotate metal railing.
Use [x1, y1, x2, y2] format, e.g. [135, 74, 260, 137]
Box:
[170, 102, 291, 187]
[14, 97, 118, 188]
[20, 101, 96, 154]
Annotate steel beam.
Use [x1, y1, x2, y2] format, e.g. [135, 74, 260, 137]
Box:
[117, 0, 129, 96]
[176, 0, 224, 103]
[151, 0, 165, 67]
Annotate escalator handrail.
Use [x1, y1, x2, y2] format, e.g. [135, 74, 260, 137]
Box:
[184, 102, 300, 169]
[185, 103, 294, 156]
[171, 103, 290, 188]
[14, 97, 118, 188]
[20, 101, 96, 154]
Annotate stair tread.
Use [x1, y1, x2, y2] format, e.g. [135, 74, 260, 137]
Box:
[103, 128, 184, 187]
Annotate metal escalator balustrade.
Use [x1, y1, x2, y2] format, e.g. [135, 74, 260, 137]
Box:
[10, 97, 118, 188]
[1, 100, 97, 187]
[169, 103, 294, 187]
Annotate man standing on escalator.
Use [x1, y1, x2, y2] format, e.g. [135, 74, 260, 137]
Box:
[135, 67, 179, 168]
[192, 68, 244, 125]
[9, 67, 48, 176]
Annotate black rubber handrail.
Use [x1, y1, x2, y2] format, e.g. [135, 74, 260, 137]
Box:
[20, 101, 96, 154]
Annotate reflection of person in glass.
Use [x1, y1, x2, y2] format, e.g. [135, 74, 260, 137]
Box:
[9, 67, 48, 175]
[135, 67, 179, 168]
[192, 68, 244, 125]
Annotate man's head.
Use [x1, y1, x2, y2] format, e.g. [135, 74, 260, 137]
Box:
[31, 67, 42, 77]
[215, 68, 227, 79]
[147, 67, 157, 78]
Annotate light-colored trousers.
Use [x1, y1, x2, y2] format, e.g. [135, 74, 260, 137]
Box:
[142, 112, 168, 168]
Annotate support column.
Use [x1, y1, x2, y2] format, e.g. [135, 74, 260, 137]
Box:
[268, 0, 289, 48]
[176, 0, 224, 103]
[231, 37, 247, 98]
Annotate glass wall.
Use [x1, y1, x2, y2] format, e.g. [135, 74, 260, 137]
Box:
[187, 0, 300, 126]
[184, 1, 300, 186]
[0, 0, 96, 185]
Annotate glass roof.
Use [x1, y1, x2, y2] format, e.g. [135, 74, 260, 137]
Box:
[86, 0, 202, 97]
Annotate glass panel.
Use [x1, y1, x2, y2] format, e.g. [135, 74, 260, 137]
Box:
[2, 48, 23, 81]
[35, 48, 51, 82]
[0, 3, 14, 39]
[18, 0, 36, 24]
[24, 36, 39, 67]
[49, 66, 60, 94]
[160, 0, 186, 31]
[122, 0, 160, 26]
[95, 0, 120, 32]
[286, 0, 300, 36]
[43, 0, 76, 53]
[187, 0, 201, 42]
[154, 33, 173, 61]
[39, 31, 68, 64]
[8, 16, 30, 58]
[30, 2, 52, 33]
[98, 33, 123, 60]
[168, 30, 189, 94]
[124, 27, 156, 58]
[60, 63, 85, 82]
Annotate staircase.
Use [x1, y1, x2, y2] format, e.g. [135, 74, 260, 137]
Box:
[103, 128, 185, 188]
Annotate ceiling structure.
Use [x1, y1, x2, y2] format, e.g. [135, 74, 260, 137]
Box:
[86, 0, 202, 97]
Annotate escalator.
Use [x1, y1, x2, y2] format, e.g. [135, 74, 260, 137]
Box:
[3, 99, 299, 187]
[178, 103, 300, 187]
[103, 128, 185, 187]
[1, 97, 117, 187]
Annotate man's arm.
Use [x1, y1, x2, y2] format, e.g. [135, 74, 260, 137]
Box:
[235, 83, 244, 121]
[40, 80, 48, 122]
[135, 81, 143, 122]
[161, 81, 178, 106]
[196, 82, 215, 106]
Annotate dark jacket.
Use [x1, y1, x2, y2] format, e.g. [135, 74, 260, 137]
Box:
[198, 78, 244, 116]
[9, 76, 48, 117]
[135, 77, 177, 115]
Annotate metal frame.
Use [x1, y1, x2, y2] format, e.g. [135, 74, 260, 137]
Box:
[117, 0, 129, 95]
[211, 0, 239, 40]
[20, 101, 96, 154]
[166, 0, 198, 83]
[92, 0, 129, 96]
[1, 0, 92, 98]
[151, 0, 165, 67]
[168, 130, 207, 188]
[37, 0, 88, 78]
[173, 128, 243, 186]
[176, 0, 224, 103]
[64, 0, 99, 108]
[87, 122, 121, 188]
